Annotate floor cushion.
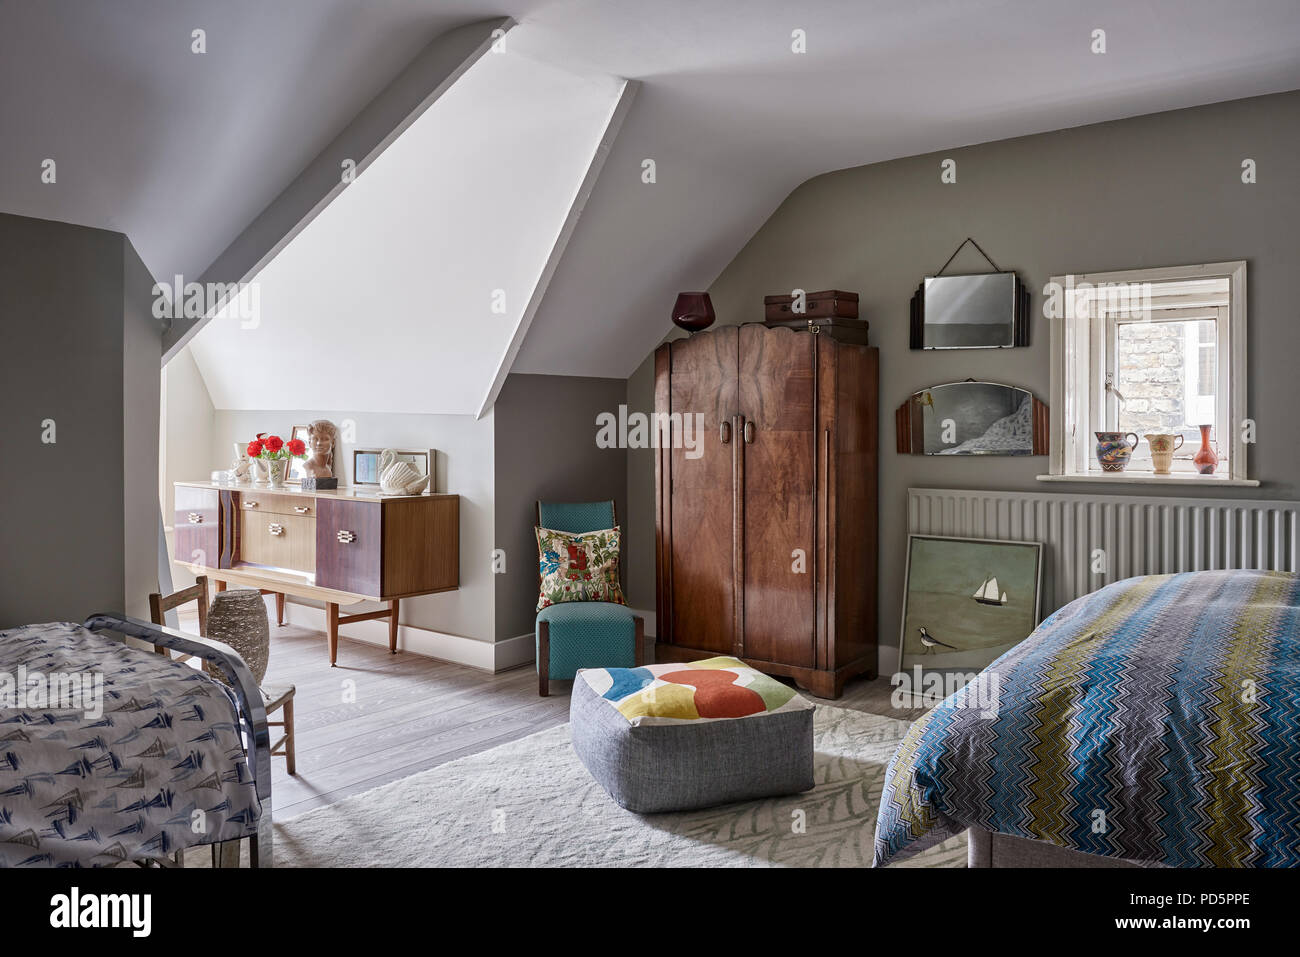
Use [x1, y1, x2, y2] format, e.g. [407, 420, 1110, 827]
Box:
[570, 655, 815, 813]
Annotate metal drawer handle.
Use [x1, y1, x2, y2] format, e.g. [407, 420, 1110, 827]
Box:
[268, 522, 284, 536]
[244, 501, 259, 508]
[337, 530, 356, 544]
[293, 505, 311, 514]
[187, 512, 203, 524]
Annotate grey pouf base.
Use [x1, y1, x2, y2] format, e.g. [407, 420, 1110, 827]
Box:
[570, 673, 814, 814]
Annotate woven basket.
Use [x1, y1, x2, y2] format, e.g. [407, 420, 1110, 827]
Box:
[205, 587, 270, 685]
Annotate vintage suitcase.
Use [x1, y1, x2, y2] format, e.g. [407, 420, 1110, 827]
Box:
[763, 288, 859, 320]
[761, 314, 869, 344]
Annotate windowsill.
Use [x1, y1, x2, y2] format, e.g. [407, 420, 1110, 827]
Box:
[1037, 472, 1259, 487]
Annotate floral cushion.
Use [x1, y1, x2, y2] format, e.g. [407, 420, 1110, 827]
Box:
[536, 525, 626, 611]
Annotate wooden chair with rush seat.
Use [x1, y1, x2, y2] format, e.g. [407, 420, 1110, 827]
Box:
[149, 576, 298, 776]
[535, 500, 645, 696]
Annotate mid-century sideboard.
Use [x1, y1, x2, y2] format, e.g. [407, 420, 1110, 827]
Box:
[174, 480, 459, 665]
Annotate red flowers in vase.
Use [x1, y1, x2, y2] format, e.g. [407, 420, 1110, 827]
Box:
[247, 433, 306, 461]
[246, 433, 306, 488]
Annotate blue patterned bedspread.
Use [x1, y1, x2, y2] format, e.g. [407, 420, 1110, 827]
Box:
[875, 570, 1300, 868]
[0, 622, 262, 867]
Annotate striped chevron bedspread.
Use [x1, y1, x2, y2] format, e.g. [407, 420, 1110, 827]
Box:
[874, 570, 1300, 868]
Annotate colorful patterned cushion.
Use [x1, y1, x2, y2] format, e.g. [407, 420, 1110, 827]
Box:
[579, 656, 811, 726]
[570, 657, 816, 813]
[536, 525, 625, 611]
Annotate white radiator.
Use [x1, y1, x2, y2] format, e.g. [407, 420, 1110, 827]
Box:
[908, 487, 1300, 613]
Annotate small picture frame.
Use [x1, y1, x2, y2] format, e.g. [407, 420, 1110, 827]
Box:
[351, 448, 433, 487]
[898, 534, 1043, 704]
[286, 424, 310, 483]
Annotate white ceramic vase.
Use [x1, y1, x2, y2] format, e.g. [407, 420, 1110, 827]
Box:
[265, 457, 287, 489]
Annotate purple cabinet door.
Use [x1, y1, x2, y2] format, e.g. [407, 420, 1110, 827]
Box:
[315, 498, 382, 596]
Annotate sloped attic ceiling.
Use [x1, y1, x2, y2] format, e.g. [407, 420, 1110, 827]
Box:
[188, 44, 627, 416]
[506, 0, 1300, 380]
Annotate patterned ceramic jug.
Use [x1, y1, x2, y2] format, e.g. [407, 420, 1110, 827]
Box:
[1095, 431, 1138, 472]
[1144, 433, 1184, 474]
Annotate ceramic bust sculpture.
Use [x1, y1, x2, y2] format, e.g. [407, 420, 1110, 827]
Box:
[302, 419, 341, 489]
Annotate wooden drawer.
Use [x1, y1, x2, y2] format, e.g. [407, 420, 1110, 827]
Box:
[240, 512, 316, 573]
[238, 491, 315, 518]
[315, 499, 382, 597]
[175, 486, 220, 568]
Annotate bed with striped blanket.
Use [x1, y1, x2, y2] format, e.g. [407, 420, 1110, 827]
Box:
[874, 570, 1300, 868]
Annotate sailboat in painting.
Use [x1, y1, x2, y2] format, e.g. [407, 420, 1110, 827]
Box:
[973, 574, 1008, 606]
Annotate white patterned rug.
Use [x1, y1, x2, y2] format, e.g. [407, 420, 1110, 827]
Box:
[271, 704, 967, 867]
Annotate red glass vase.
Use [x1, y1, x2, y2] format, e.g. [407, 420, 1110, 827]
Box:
[1193, 424, 1219, 475]
[671, 292, 715, 334]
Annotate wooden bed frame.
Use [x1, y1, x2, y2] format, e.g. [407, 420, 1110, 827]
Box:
[967, 827, 1154, 868]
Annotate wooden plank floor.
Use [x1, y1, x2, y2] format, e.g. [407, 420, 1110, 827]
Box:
[188, 614, 927, 819]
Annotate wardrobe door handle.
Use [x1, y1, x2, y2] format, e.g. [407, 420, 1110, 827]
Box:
[719, 421, 731, 445]
[743, 421, 756, 444]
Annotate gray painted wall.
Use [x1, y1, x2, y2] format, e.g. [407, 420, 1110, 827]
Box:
[0, 213, 162, 626]
[121, 236, 163, 620]
[493, 373, 628, 641]
[626, 90, 1300, 660]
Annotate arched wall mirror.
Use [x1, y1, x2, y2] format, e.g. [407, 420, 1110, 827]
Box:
[895, 380, 1048, 455]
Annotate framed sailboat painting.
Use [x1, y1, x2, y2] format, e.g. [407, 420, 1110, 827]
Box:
[897, 534, 1043, 704]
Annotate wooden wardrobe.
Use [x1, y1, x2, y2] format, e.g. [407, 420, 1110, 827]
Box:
[654, 322, 878, 699]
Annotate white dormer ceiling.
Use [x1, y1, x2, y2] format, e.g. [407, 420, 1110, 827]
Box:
[188, 44, 626, 415]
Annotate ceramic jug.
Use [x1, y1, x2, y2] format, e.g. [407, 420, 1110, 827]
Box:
[1144, 433, 1184, 474]
[1095, 431, 1138, 472]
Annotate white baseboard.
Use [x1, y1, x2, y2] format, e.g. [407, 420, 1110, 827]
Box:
[493, 632, 536, 672]
[278, 599, 502, 673]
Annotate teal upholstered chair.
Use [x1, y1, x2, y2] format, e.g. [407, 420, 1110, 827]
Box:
[535, 500, 644, 697]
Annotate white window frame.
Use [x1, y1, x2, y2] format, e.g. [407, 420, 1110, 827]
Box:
[1046, 261, 1251, 484]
